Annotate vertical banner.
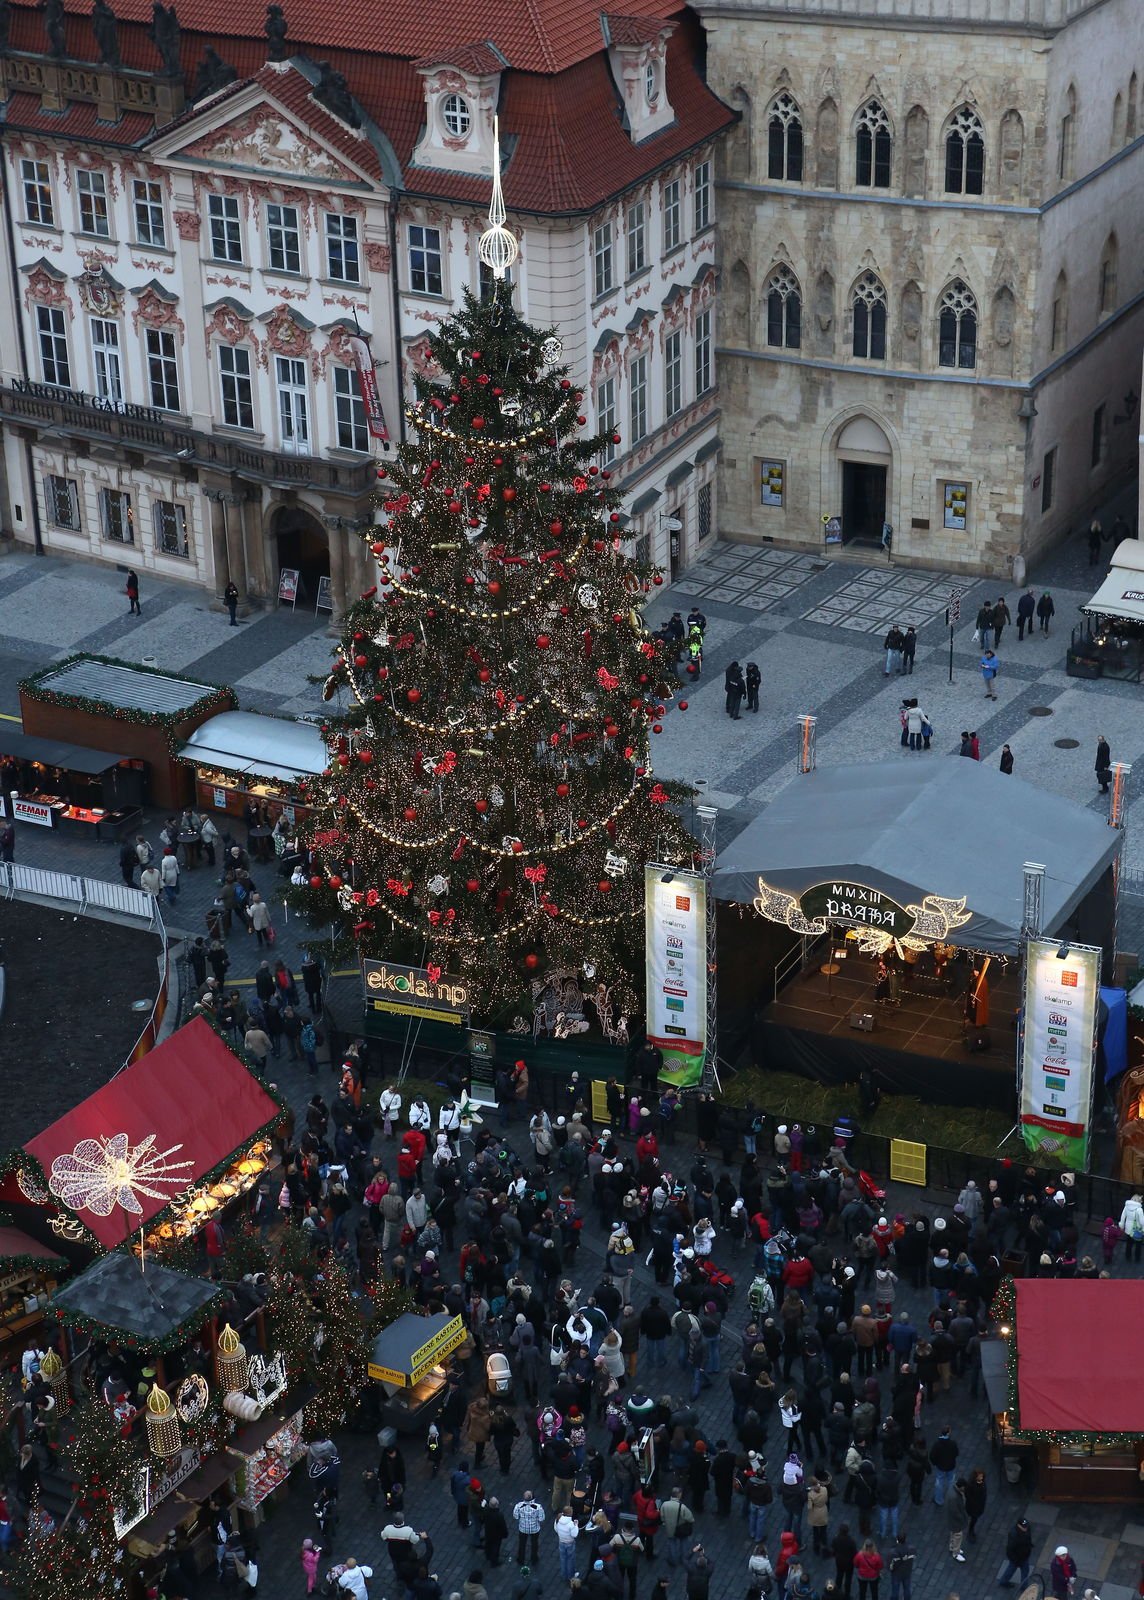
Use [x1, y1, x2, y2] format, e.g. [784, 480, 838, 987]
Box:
[1020, 940, 1100, 1168]
[644, 865, 706, 1087]
[347, 331, 390, 443]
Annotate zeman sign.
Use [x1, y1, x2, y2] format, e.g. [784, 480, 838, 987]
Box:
[798, 881, 917, 937]
[12, 797, 55, 827]
[362, 960, 471, 1024]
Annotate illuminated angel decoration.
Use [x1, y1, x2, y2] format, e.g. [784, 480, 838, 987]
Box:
[753, 878, 972, 955]
[48, 1133, 195, 1218]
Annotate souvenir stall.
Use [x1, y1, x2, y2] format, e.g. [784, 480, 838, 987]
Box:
[177, 709, 326, 826]
[3, 1016, 284, 1258]
[1070, 540, 1144, 681]
[18, 654, 235, 809]
[990, 1277, 1144, 1501]
[0, 726, 144, 838]
[0, 1221, 67, 1364]
[367, 1311, 466, 1431]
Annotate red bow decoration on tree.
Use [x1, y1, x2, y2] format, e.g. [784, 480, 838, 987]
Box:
[387, 878, 410, 896]
[523, 864, 548, 884]
[428, 908, 457, 927]
[365, 888, 381, 907]
[450, 835, 468, 861]
[426, 963, 442, 983]
[649, 784, 669, 805]
[596, 667, 619, 690]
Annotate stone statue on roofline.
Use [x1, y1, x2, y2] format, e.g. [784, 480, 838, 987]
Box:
[149, 0, 181, 75]
[313, 60, 360, 128]
[92, 0, 121, 67]
[265, 3, 289, 60]
[193, 44, 238, 100]
[41, 0, 67, 58]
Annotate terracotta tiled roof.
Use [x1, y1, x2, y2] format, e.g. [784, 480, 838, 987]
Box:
[405, 21, 734, 213]
[412, 41, 510, 76]
[7, 0, 689, 74]
[0, 92, 155, 145]
[601, 13, 673, 46]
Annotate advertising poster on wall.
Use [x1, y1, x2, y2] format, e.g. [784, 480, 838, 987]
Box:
[1020, 939, 1100, 1168]
[644, 865, 706, 1087]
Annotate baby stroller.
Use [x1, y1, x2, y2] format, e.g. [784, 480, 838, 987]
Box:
[857, 1170, 886, 1208]
[698, 1258, 735, 1298]
[486, 1348, 513, 1400]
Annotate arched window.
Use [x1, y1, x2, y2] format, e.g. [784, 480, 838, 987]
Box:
[1112, 92, 1125, 151]
[767, 93, 804, 182]
[944, 105, 985, 194]
[1128, 73, 1139, 141]
[1099, 232, 1119, 313]
[1058, 85, 1077, 181]
[1050, 270, 1069, 352]
[938, 280, 977, 368]
[852, 271, 887, 359]
[855, 100, 892, 187]
[766, 264, 801, 348]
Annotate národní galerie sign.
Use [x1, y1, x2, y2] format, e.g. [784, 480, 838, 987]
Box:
[361, 960, 471, 1024]
[798, 881, 917, 937]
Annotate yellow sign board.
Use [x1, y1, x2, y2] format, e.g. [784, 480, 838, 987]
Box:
[368, 997, 465, 1026]
[889, 1138, 927, 1187]
[370, 1314, 466, 1387]
[367, 1359, 407, 1386]
[591, 1080, 611, 1122]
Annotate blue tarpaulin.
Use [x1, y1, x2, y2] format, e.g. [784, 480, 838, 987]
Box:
[1101, 986, 1128, 1082]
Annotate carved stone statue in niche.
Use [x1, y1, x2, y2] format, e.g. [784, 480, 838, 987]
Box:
[903, 106, 928, 198]
[992, 285, 1015, 377]
[729, 87, 752, 181]
[899, 281, 922, 366]
[729, 260, 750, 344]
[814, 270, 835, 355]
[816, 100, 838, 188]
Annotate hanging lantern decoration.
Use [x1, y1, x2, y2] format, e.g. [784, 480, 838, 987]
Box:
[38, 1348, 71, 1414]
[145, 1382, 182, 1458]
[215, 1323, 249, 1393]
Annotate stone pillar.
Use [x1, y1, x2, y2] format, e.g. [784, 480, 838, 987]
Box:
[241, 491, 268, 603]
[345, 519, 370, 599]
[326, 520, 346, 629]
[224, 494, 247, 600]
[207, 493, 229, 600]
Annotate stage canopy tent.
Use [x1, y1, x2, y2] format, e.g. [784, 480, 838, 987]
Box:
[21, 1016, 281, 1252]
[711, 760, 1120, 955]
[0, 728, 129, 774]
[51, 1252, 222, 1349]
[1012, 1279, 1144, 1432]
[179, 710, 327, 784]
[1084, 539, 1144, 623]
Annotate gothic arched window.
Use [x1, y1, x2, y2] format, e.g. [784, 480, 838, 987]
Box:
[767, 93, 804, 182]
[938, 280, 977, 368]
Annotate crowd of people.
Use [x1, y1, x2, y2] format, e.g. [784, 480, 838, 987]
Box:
[242, 1041, 1117, 1600]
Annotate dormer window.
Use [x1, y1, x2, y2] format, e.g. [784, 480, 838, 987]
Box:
[602, 13, 677, 145]
[442, 94, 471, 139]
[645, 63, 659, 106]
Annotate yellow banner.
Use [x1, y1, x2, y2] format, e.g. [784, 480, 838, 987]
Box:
[411, 1314, 465, 1373]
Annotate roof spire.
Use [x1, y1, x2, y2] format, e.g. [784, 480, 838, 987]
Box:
[478, 116, 519, 281]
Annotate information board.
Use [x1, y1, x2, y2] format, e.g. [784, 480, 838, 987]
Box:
[277, 568, 299, 607]
[315, 575, 334, 614]
[1020, 939, 1100, 1168]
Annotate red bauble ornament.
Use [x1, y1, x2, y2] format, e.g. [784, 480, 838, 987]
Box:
[598, 880, 612, 892]
[549, 520, 563, 536]
[309, 875, 323, 889]
[466, 878, 481, 892]
[594, 539, 606, 551]
[472, 416, 485, 429]
[536, 634, 551, 649]
[328, 874, 343, 889]
[612, 431, 622, 443]
[610, 513, 621, 524]
[577, 414, 586, 425]
[403, 806, 417, 821]
[679, 700, 689, 710]
[488, 580, 502, 596]
[359, 749, 373, 763]
[539, 482, 551, 492]
[577, 819, 587, 829]
[560, 379, 571, 389]
[337, 753, 350, 767]
[354, 653, 368, 667]
[407, 688, 422, 704]
[525, 953, 540, 970]
[653, 723, 663, 733]
[653, 574, 664, 586]
[478, 668, 492, 682]
[556, 782, 570, 797]
[511, 839, 524, 853]
[376, 467, 388, 478]
[503, 487, 517, 502]
[448, 500, 462, 513]
[475, 799, 489, 813]
[559, 605, 569, 616]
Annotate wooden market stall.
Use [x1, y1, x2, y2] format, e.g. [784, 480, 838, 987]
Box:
[18, 654, 235, 809]
[368, 1310, 467, 1431]
[990, 1277, 1144, 1501]
[0, 727, 144, 838]
[177, 709, 326, 826]
[0, 1223, 67, 1365]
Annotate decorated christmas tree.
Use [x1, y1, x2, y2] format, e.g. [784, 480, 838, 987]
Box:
[292, 182, 694, 1026]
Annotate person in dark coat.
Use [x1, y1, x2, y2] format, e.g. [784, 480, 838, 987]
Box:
[126, 569, 141, 614]
[1096, 735, 1112, 793]
[1036, 591, 1055, 633]
[1016, 588, 1036, 639]
[724, 662, 745, 720]
[1000, 745, 1014, 774]
[745, 662, 762, 712]
[482, 1498, 509, 1567]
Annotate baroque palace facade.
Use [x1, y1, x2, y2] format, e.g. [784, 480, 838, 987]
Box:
[696, 0, 1144, 574]
[0, 0, 731, 615]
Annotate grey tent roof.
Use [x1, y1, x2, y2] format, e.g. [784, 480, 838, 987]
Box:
[30, 656, 220, 717]
[51, 1253, 222, 1347]
[711, 760, 1121, 955]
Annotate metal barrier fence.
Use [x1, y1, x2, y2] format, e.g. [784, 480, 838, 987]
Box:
[0, 861, 158, 924]
[0, 861, 168, 1067]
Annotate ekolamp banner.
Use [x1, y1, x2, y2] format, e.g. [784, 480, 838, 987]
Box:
[1020, 939, 1100, 1168]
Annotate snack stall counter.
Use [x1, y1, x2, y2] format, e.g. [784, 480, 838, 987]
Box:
[368, 1311, 467, 1432]
[0, 1226, 67, 1354]
[1074, 540, 1144, 682]
[0, 727, 144, 837]
[178, 711, 326, 824]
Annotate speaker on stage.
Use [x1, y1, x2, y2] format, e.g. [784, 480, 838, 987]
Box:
[849, 1012, 874, 1032]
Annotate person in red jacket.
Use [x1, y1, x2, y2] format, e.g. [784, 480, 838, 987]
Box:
[397, 1144, 418, 1196]
[854, 1538, 884, 1600]
[631, 1485, 662, 1556]
[775, 1530, 800, 1584]
[636, 1128, 660, 1168]
[782, 1252, 815, 1296]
